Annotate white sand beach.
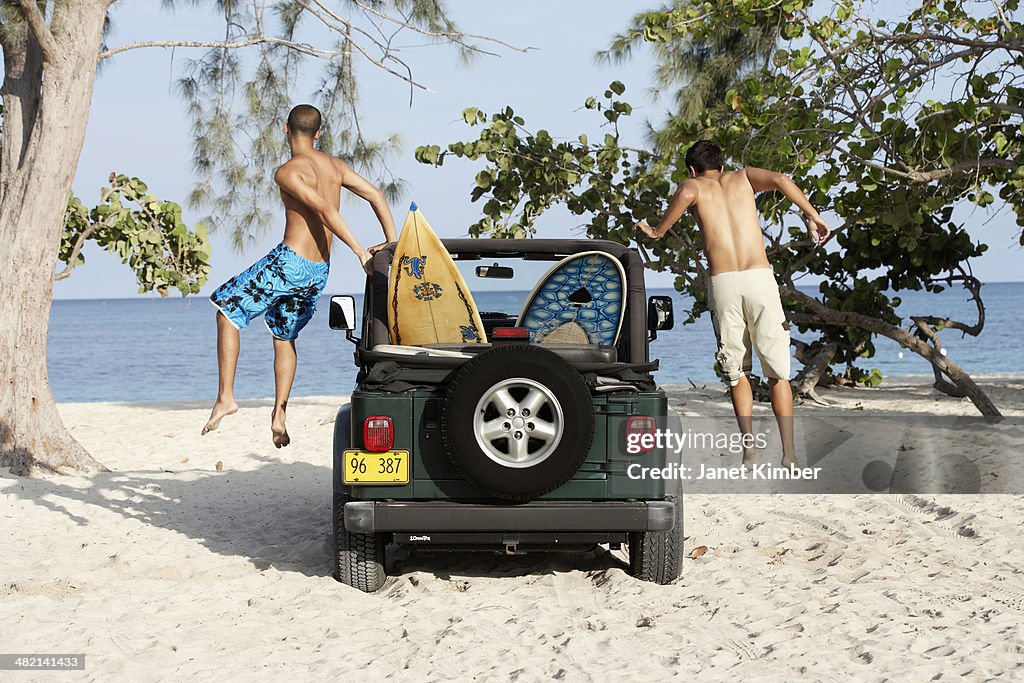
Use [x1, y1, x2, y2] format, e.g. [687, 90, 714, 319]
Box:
[2, 376, 1023, 680]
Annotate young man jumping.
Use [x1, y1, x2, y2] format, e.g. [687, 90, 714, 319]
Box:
[202, 104, 397, 446]
[636, 141, 829, 468]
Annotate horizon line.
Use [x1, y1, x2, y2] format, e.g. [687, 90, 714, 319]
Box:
[51, 279, 1024, 302]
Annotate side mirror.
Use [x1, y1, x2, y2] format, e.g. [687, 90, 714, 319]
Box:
[648, 295, 674, 341]
[329, 295, 360, 345]
[329, 295, 356, 330]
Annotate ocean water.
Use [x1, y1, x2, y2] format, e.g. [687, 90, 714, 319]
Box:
[48, 283, 1023, 403]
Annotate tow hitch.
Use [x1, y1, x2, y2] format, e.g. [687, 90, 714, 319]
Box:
[503, 536, 525, 555]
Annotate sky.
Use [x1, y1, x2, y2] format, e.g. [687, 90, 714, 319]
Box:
[55, 1, 1023, 300]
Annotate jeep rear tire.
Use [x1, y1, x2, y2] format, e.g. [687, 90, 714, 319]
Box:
[441, 344, 595, 500]
[628, 494, 683, 584]
[333, 492, 388, 592]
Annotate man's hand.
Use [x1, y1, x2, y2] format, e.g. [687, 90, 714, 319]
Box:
[805, 214, 830, 246]
[367, 241, 391, 255]
[359, 249, 373, 275]
[635, 221, 661, 240]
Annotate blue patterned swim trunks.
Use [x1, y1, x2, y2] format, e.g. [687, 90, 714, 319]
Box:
[209, 243, 330, 340]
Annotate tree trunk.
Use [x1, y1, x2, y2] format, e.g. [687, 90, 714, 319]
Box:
[782, 286, 1002, 418]
[0, 1, 113, 475]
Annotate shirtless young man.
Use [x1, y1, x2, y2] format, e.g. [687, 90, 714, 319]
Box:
[201, 104, 397, 446]
[636, 141, 829, 467]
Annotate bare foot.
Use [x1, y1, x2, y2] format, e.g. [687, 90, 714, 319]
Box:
[781, 452, 799, 468]
[271, 409, 290, 448]
[742, 447, 757, 471]
[202, 399, 238, 434]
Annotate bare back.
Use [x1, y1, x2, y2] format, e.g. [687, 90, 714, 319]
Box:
[687, 169, 770, 275]
[278, 151, 345, 262]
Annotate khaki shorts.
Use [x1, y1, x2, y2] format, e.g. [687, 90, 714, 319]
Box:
[708, 268, 791, 386]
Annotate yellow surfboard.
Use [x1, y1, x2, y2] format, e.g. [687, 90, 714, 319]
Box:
[387, 203, 487, 346]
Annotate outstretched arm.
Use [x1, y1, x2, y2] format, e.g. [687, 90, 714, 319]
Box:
[635, 180, 699, 240]
[274, 166, 371, 270]
[744, 167, 830, 244]
[339, 161, 397, 251]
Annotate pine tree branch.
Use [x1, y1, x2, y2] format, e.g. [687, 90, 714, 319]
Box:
[298, 4, 433, 91]
[345, 0, 534, 55]
[99, 34, 434, 92]
[101, 36, 334, 63]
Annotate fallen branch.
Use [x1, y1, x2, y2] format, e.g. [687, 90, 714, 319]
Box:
[913, 319, 969, 398]
[780, 285, 1002, 418]
[791, 339, 837, 405]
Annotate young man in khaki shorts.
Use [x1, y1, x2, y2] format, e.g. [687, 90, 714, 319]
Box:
[636, 141, 829, 467]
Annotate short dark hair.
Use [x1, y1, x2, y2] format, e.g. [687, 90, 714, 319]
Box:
[287, 104, 322, 137]
[685, 140, 724, 174]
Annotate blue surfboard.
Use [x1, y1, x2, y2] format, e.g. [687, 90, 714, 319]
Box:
[516, 251, 627, 346]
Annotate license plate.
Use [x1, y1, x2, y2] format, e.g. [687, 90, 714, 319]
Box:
[343, 450, 410, 485]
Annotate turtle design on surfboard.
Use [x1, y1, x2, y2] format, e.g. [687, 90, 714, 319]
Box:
[388, 203, 487, 346]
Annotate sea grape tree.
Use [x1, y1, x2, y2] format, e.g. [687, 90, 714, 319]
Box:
[60, 173, 211, 296]
[417, 0, 1022, 416]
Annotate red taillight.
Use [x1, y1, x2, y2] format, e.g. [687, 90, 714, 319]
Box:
[363, 416, 394, 452]
[492, 327, 530, 340]
[626, 416, 656, 453]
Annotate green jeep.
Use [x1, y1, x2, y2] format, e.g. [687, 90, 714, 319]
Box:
[328, 239, 680, 592]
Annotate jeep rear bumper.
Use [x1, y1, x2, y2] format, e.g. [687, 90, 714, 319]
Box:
[343, 500, 676, 534]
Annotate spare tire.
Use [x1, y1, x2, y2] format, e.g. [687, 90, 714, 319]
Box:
[440, 344, 595, 500]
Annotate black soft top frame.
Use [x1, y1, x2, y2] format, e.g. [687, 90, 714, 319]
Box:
[360, 238, 652, 366]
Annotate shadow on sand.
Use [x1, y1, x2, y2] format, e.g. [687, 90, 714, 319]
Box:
[2, 454, 629, 583]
